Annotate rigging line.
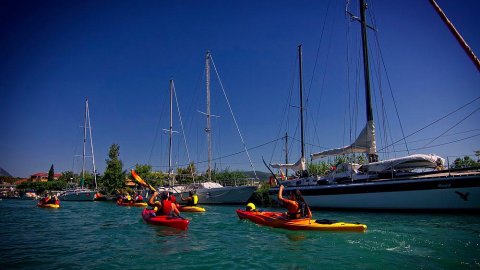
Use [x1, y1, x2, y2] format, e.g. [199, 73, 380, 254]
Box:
[378, 95, 480, 152]
[382, 128, 480, 147]
[377, 133, 480, 154]
[305, 0, 332, 102]
[288, 135, 328, 149]
[172, 82, 195, 183]
[372, 25, 410, 155]
[195, 137, 283, 165]
[310, 1, 337, 149]
[422, 107, 480, 149]
[269, 52, 298, 163]
[209, 55, 258, 179]
[148, 89, 168, 165]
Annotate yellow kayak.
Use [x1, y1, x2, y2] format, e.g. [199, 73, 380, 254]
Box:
[179, 206, 206, 212]
[37, 203, 60, 209]
[236, 210, 367, 232]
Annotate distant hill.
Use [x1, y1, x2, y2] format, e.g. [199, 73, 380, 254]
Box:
[243, 171, 270, 181]
[0, 167, 12, 177]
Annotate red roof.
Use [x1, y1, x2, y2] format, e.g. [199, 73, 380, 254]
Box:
[31, 172, 62, 177]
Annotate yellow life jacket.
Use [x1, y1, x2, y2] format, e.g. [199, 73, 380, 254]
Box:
[193, 194, 198, 205]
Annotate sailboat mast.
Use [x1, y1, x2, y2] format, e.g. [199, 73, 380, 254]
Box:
[81, 99, 87, 188]
[359, 0, 378, 162]
[86, 100, 97, 189]
[285, 132, 289, 178]
[298, 45, 306, 160]
[205, 51, 212, 181]
[168, 79, 174, 185]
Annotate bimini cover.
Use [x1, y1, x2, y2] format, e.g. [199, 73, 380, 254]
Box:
[358, 154, 445, 173]
[311, 120, 376, 160]
[270, 157, 306, 171]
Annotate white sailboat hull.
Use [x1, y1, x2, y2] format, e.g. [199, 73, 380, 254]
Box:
[173, 186, 257, 204]
[303, 187, 480, 210]
[58, 189, 96, 201]
[270, 174, 480, 211]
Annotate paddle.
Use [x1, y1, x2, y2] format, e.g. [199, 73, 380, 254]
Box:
[262, 156, 280, 186]
[131, 169, 157, 192]
[132, 169, 188, 220]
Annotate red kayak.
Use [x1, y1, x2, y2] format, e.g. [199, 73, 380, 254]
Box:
[236, 209, 367, 232]
[142, 209, 189, 230]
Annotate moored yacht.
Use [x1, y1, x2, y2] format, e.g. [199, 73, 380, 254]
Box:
[268, 0, 480, 211]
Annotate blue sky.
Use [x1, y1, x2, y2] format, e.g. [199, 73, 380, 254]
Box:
[1, 0, 479, 177]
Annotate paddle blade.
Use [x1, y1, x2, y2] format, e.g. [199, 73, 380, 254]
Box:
[131, 169, 157, 192]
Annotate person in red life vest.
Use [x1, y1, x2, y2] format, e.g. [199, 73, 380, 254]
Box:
[39, 194, 50, 205]
[134, 192, 144, 202]
[49, 194, 60, 205]
[168, 192, 180, 208]
[160, 192, 181, 217]
[277, 185, 312, 220]
[147, 191, 163, 216]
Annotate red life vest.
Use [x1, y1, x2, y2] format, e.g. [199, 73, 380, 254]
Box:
[162, 199, 173, 215]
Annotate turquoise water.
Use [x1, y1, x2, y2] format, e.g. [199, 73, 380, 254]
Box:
[1, 200, 479, 269]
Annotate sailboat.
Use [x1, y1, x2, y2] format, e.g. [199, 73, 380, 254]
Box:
[58, 99, 98, 201]
[268, 0, 480, 211]
[173, 51, 257, 204]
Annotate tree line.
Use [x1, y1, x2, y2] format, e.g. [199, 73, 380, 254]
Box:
[15, 144, 248, 196]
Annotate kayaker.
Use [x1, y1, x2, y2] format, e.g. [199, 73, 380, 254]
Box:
[135, 193, 144, 202]
[39, 194, 50, 205]
[147, 191, 163, 215]
[168, 192, 181, 208]
[246, 202, 257, 212]
[278, 185, 312, 219]
[160, 192, 181, 217]
[181, 191, 198, 206]
[49, 195, 59, 205]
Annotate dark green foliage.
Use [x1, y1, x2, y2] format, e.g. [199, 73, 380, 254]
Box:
[248, 182, 276, 206]
[17, 180, 67, 193]
[48, 164, 54, 181]
[58, 171, 75, 182]
[0, 176, 21, 184]
[452, 156, 480, 169]
[100, 144, 125, 195]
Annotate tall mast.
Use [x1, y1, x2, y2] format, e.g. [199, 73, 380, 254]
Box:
[429, 0, 480, 72]
[285, 132, 289, 178]
[86, 100, 97, 189]
[168, 79, 174, 185]
[298, 45, 305, 161]
[359, 0, 378, 162]
[81, 99, 87, 188]
[205, 51, 212, 181]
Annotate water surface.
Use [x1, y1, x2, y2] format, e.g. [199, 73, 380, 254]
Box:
[1, 200, 479, 269]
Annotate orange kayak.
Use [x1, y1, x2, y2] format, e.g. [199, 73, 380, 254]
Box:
[236, 210, 367, 232]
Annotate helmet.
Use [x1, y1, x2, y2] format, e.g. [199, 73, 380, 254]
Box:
[246, 202, 256, 211]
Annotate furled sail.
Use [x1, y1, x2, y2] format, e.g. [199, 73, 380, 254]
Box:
[358, 154, 445, 173]
[311, 120, 376, 160]
[270, 157, 306, 171]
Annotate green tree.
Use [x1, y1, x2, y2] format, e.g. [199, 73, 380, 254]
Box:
[134, 164, 152, 180]
[308, 161, 331, 176]
[48, 164, 54, 181]
[101, 144, 125, 195]
[58, 171, 76, 182]
[453, 156, 480, 169]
